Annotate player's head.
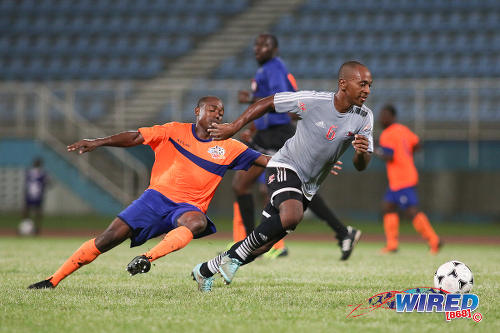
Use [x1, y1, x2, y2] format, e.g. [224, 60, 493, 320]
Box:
[380, 104, 397, 129]
[33, 157, 43, 168]
[195, 96, 224, 129]
[254, 34, 278, 65]
[337, 61, 372, 107]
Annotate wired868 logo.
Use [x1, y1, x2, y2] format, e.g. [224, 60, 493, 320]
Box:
[347, 288, 482, 323]
[397, 291, 481, 322]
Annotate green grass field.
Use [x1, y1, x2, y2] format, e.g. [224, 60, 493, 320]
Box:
[1, 236, 499, 333]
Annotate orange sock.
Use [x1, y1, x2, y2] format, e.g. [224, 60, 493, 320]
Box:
[383, 213, 399, 250]
[232, 202, 247, 242]
[412, 212, 439, 247]
[144, 226, 193, 262]
[272, 239, 285, 250]
[49, 238, 101, 287]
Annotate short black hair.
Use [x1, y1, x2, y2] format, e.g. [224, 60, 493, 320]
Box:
[338, 60, 367, 79]
[197, 96, 221, 108]
[33, 157, 43, 167]
[259, 33, 278, 48]
[381, 104, 397, 117]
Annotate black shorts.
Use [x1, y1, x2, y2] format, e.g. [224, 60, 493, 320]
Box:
[265, 167, 310, 209]
[250, 123, 296, 155]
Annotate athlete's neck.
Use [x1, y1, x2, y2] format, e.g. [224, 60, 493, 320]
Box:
[194, 125, 210, 140]
[333, 92, 352, 113]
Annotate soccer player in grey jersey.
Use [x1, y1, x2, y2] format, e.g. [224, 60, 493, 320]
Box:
[192, 61, 373, 291]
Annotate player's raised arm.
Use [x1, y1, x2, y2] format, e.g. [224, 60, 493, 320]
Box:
[208, 95, 275, 140]
[67, 130, 145, 154]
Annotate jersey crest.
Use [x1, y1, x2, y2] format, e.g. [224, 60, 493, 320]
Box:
[251, 79, 257, 92]
[208, 145, 226, 159]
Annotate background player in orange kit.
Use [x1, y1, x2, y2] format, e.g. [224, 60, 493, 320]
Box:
[28, 96, 269, 289]
[375, 104, 441, 254]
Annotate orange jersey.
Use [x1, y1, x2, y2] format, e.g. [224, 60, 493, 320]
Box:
[138, 122, 260, 213]
[379, 123, 419, 191]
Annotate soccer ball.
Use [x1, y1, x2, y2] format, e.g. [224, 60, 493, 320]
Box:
[434, 260, 473, 293]
[18, 219, 36, 236]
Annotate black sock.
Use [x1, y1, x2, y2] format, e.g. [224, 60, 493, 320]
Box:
[309, 195, 347, 240]
[237, 194, 255, 235]
[199, 241, 257, 278]
[229, 213, 286, 262]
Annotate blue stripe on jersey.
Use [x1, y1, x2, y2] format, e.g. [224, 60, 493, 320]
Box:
[169, 138, 227, 176]
[168, 139, 259, 176]
[381, 146, 394, 158]
[229, 148, 261, 170]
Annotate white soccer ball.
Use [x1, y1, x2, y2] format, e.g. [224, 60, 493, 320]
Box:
[434, 260, 473, 293]
[18, 219, 36, 236]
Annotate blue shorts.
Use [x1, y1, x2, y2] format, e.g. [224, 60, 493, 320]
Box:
[117, 189, 216, 247]
[384, 186, 419, 210]
[25, 199, 42, 207]
[257, 171, 266, 184]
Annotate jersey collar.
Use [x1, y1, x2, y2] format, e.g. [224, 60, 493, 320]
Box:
[191, 123, 213, 142]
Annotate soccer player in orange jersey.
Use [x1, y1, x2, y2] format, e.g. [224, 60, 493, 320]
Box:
[28, 96, 269, 289]
[375, 104, 441, 254]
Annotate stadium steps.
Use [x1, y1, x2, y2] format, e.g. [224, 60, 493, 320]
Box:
[100, 0, 306, 130]
[0, 138, 124, 215]
[0, 83, 150, 212]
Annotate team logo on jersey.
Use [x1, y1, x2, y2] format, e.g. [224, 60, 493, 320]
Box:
[346, 131, 355, 137]
[315, 121, 326, 128]
[268, 174, 275, 184]
[208, 145, 225, 159]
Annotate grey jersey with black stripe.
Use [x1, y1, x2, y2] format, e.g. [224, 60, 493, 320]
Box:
[268, 91, 374, 199]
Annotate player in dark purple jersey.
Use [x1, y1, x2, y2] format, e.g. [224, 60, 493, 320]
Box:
[23, 158, 50, 235]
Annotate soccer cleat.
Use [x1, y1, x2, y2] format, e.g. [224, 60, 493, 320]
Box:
[28, 279, 55, 289]
[219, 254, 242, 285]
[126, 255, 151, 276]
[263, 247, 289, 259]
[380, 247, 398, 254]
[339, 226, 362, 261]
[430, 240, 443, 255]
[191, 263, 215, 292]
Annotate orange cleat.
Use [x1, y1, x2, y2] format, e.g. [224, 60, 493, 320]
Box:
[430, 240, 443, 255]
[380, 247, 398, 254]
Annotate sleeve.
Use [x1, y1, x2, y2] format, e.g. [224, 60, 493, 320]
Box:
[273, 91, 314, 117]
[138, 123, 174, 151]
[358, 112, 374, 153]
[226, 139, 261, 171]
[407, 128, 420, 148]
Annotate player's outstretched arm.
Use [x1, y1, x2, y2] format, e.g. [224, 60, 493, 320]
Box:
[67, 131, 145, 154]
[208, 95, 275, 140]
[253, 154, 271, 168]
[352, 134, 372, 171]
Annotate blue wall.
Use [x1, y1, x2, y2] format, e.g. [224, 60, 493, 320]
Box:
[0, 138, 124, 215]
